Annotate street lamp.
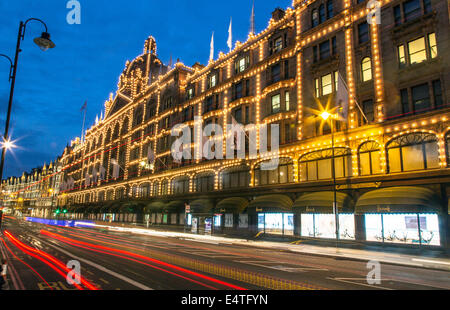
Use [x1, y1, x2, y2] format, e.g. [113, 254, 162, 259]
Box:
[320, 110, 339, 248]
[0, 18, 55, 194]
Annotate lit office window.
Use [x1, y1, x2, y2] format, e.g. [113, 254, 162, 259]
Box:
[315, 78, 320, 98]
[428, 33, 437, 58]
[361, 57, 372, 82]
[398, 45, 406, 67]
[321, 73, 333, 96]
[271, 94, 281, 113]
[408, 37, 427, 64]
[285, 91, 290, 111]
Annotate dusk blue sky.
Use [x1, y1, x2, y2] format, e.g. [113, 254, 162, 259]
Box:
[0, 0, 292, 179]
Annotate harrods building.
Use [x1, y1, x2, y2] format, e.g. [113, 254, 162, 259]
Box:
[29, 0, 450, 249]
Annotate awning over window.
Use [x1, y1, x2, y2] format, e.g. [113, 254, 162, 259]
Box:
[215, 197, 249, 213]
[144, 201, 165, 213]
[294, 192, 354, 213]
[164, 200, 186, 213]
[247, 195, 293, 212]
[99, 201, 115, 213]
[189, 199, 214, 215]
[355, 187, 442, 214]
[121, 201, 145, 213]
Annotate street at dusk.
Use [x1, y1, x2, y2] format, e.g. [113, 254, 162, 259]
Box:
[0, 0, 450, 303]
[1, 215, 449, 291]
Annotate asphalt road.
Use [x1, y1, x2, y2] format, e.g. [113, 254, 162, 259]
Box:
[1, 216, 449, 291]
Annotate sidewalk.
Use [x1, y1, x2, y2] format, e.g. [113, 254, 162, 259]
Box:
[89, 221, 450, 272]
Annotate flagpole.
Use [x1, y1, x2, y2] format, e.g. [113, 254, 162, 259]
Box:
[338, 72, 369, 123]
[331, 118, 339, 250]
[81, 106, 86, 144]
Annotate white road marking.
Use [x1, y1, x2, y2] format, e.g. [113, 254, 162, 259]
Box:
[235, 260, 328, 273]
[327, 277, 393, 290]
[412, 258, 450, 266]
[38, 239, 153, 290]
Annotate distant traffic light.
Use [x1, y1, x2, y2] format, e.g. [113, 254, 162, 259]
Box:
[63, 209, 67, 214]
[55, 209, 60, 214]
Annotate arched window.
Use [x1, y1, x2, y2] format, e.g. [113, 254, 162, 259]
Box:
[312, 9, 319, 28]
[140, 183, 150, 197]
[98, 191, 105, 202]
[97, 135, 103, 149]
[106, 189, 114, 201]
[299, 148, 352, 181]
[112, 124, 120, 140]
[194, 173, 215, 192]
[161, 180, 169, 196]
[131, 185, 138, 197]
[254, 158, 294, 186]
[115, 187, 125, 200]
[358, 141, 382, 176]
[221, 166, 250, 189]
[90, 139, 96, 153]
[121, 118, 129, 135]
[361, 57, 372, 82]
[319, 4, 326, 24]
[105, 129, 112, 144]
[387, 133, 439, 172]
[133, 105, 144, 128]
[152, 182, 160, 196]
[172, 177, 190, 194]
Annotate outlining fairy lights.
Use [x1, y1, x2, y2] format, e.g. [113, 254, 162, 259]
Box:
[4, 0, 450, 203]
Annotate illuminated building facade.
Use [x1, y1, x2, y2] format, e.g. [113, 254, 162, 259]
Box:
[52, 0, 449, 248]
[1, 160, 63, 217]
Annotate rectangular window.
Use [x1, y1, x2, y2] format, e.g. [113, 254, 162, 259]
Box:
[321, 73, 333, 96]
[209, 75, 217, 88]
[334, 71, 338, 92]
[315, 78, 320, 97]
[363, 99, 374, 123]
[411, 83, 430, 113]
[403, 0, 421, 22]
[398, 45, 406, 67]
[284, 60, 289, 79]
[428, 33, 437, 58]
[423, 0, 432, 14]
[235, 82, 243, 100]
[285, 91, 290, 111]
[313, 46, 318, 63]
[331, 36, 337, 55]
[358, 22, 369, 44]
[245, 79, 250, 97]
[234, 107, 242, 124]
[274, 37, 283, 53]
[401, 88, 410, 114]
[271, 94, 281, 113]
[433, 80, 443, 108]
[408, 37, 427, 64]
[319, 40, 330, 60]
[238, 57, 246, 73]
[394, 5, 402, 25]
[271, 64, 281, 83]
[245, 106, 249, 124]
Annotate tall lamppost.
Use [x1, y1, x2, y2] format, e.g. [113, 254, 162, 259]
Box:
[320, 111, 339, 249]
[0, 18, 55, 192]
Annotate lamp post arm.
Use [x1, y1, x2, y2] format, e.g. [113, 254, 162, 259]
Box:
[0, 54, 13, 81]
[22, 18, 49, 40]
